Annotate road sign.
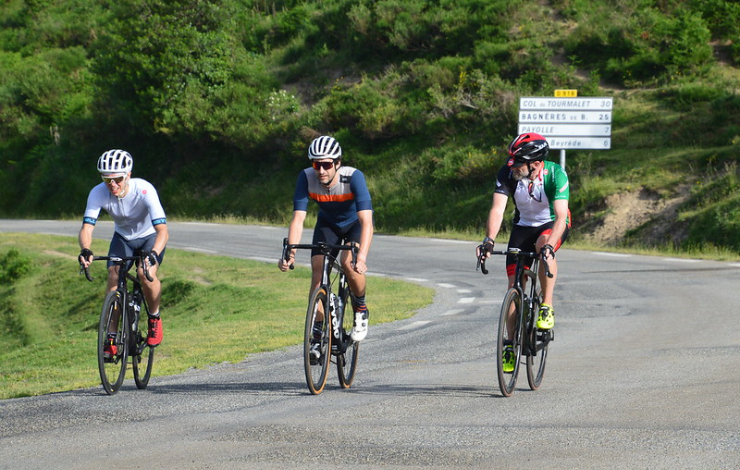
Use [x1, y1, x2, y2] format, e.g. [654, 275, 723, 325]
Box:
[545, 137, 611, 150]
[554, 89, 578, 97]
[518, 111, 612, 124]
[518, 96, 614, 150]
[518, 124, 611, 136]
[519, 97, 613, 110]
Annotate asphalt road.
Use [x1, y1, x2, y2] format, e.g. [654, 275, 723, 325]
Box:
[1, 220, 739, 469]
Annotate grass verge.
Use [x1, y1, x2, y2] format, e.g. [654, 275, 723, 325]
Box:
[0, 233, 434, 399]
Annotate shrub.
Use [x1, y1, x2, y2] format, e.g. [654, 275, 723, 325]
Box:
[565, 6, 713, 86]
[690, 0, 740, 40]
[0, 249, 32, 284]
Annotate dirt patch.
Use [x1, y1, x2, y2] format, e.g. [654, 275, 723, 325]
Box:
[43, 250, 77, 260]
[583, 187, 689, 246]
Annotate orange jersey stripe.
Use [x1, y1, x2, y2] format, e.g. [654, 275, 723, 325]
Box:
[310, 192, 355, 203]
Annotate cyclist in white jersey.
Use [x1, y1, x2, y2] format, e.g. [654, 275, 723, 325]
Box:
[78, 149, 169, 355]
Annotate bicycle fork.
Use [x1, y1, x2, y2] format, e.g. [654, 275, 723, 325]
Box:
[329, 293, 342, 342]
[328, 290, 350, 355]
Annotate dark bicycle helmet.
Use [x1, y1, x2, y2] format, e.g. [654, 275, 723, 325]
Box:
[308, 136, 342, 160]
[507, 132, 549, 167]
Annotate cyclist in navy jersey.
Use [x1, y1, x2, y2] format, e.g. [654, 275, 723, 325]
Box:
[477, 133, 570, 371]
[278, 136, 374, 344]
[78, 149, 169, 357]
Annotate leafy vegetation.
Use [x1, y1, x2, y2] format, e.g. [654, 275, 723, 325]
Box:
[0, 233, 433, 398]
[1, 0, 740, 252]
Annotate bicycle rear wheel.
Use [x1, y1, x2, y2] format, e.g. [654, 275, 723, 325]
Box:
[526, 281, 549, 390]
[337, 287, 359, 388]
[97, 291, 129, 395]
[132, 299, 154, 389]
[304, 287, 331, 395]
[497, 288, 523, 397]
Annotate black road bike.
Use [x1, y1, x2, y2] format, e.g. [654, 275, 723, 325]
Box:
[282, 239, 360, 395]
[81, 255, 155, 395]
[478, 247, 553, 397]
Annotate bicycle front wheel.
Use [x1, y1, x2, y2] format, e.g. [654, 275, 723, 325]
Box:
[304, 287, 331, 395]
[526, 280, 549, 390]
[497, 288, 524, 397]
[132, 301, 154, 389]
[337, 286, 359, 388]
[97, 291, 129, 395]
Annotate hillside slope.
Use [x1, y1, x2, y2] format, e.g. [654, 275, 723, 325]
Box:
[0, 0, 739, 253]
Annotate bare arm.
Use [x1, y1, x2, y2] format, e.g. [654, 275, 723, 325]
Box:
[151, 223, 169, 255]
[279, 210, 307, 271]
[78, 223, 95, 267]
[476, 192, 509, 258]
[486, 192, 509, 241]
[542, 199, 568, 259]
[353, 209, 374, 273]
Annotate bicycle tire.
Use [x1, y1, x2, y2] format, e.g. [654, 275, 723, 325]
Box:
[337, 285, 359, 388]
[497, 288, 524, 397]
[526, 273, 549, 390]
[304, 287, 331, 395]
[98, 291, 129, 395]
[132, 297, 154, 389]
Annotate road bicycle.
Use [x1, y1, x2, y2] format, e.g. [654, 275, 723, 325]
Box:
[81, 255, 155, 395]
[478, 246, 553, 397]
[282, 238, 360, 395]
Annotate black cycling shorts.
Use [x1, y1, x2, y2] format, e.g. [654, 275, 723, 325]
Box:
[311, 217, 362, 258]
[505, 222, 568, 276]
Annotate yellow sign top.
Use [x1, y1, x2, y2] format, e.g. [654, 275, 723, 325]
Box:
[554, 89, 578, 97]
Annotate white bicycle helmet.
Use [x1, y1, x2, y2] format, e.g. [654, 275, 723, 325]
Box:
[308, 136, 342, 160]
[97, 149, 133, 175]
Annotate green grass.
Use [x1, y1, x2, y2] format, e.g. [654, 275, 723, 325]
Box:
[0, 233, 433, 399]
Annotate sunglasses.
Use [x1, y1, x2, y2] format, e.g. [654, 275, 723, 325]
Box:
[527, 180, 542, 202]
[312, 161, 335, 171]
[102, 176, 126, 184]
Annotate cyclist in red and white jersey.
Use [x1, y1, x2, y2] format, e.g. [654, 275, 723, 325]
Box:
[477, 133, 570, 335]
[78, 149, 169, 356]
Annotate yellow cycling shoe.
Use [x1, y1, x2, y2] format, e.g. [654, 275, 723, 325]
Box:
[501, 345, 515, 373]
[537, 304, 555, 330]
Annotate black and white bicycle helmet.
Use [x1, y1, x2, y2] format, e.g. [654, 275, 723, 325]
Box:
[308, 136, 342, 160]
[97, 149, 133, 175]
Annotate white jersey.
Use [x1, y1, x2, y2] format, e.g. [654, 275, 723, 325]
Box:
[83, 178, 167, 240]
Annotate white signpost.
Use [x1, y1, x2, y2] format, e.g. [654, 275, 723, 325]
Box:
[518, 94, 613, 169]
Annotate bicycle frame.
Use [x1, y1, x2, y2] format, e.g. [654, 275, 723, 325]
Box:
[283, 240, 358, 351]
[83, 256, 152, 342]
[282, 238, 360, 394]
[510, 251, 542, 356]
[81, 255, 154, 394]
[477, 245, 553, 396]
[484, 248, 551, 348]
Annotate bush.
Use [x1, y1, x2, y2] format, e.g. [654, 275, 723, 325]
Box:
[690, 0, 740, 40]
[0, 249, 32, 284]
[565, 6, 713, 86]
